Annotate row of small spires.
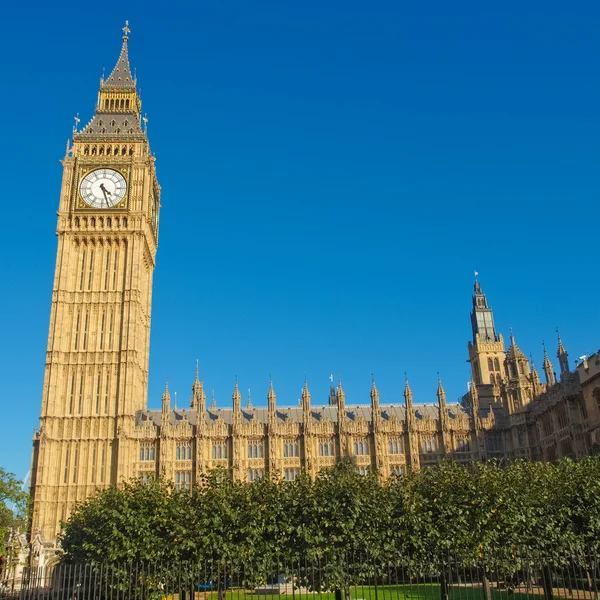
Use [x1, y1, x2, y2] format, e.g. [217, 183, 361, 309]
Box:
[160, 373, 453, 413]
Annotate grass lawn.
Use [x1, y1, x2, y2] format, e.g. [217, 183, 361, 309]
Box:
[194, 584, 548, 600]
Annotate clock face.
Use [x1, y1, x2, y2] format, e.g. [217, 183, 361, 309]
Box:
[79, 168, 127, 208]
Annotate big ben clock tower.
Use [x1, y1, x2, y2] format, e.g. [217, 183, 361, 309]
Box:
[29, 22, 160, 549]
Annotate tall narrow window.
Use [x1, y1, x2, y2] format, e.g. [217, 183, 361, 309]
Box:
[104, 250, 111, 290]
[87, 250, 94, 290]
[82, 312, 89, 350]
[95, 374, 101, 413]
[68, 375, 75, 413]
[100, 444, 106, 483]
[99, 312, 105, 350]
[64, 445, 70, 484]
[112, 249, 119, 290]
[104, 373, 110, 413]
[79, 251, 86, 291]
[72, 446, 79, 484]
[91, 445, 97, 483]
[78, 375, 84, 413]
[73, 312, 80, 350]
[108, 310, 114, 349]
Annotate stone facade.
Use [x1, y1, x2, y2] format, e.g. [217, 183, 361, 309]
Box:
[27, 25, 599, 566]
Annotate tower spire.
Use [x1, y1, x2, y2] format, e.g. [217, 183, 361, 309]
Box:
[556, 328, 570, 377]
[543, 342, 556, 386]
[102, 21, 135, 89]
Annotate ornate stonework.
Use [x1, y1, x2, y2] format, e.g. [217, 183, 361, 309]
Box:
[28, 25, 600, 564]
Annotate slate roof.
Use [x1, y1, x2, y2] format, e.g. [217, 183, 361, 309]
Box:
[136, 403, 469, 428]
[103, 39, 135, 89]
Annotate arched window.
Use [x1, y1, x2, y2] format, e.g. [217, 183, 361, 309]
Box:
[126, 99, 130, 109]
[353, 442, 358, 455]
[511, 363, 518, 377]
[494, 358, 500, 371]
[519, 362, 524, 375]
[488, 358, 494, 371]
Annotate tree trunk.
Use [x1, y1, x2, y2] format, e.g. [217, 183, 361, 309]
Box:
[541, 565, 554, 600]
[440, 569, 449, 600]
[335, 588, 343, 600]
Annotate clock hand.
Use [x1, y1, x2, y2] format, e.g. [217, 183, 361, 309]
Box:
[99, 183, 112, 207]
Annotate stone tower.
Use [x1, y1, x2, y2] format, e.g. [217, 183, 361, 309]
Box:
[467, 279, 506, 411]
[29, 23, 160, 544]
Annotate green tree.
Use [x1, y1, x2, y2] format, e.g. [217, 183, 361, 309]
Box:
[0, 467, 27, 561]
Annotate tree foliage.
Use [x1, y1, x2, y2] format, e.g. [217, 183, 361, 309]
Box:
[0, 467, 28, 559]
[60, 456, 600, 570]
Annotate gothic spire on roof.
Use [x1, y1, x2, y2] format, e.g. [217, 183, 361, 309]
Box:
[370, 375, 379, 401]
[246, 389, 253, 410]
[209, 390, 216, 410]
[436, 375, 446, 405]
[162, 381, 170, 413]
[102, 21, 136, 89]
[543, 341, 556, 386]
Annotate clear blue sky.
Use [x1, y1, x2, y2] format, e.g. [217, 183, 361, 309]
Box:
[0, 1, 599, 481]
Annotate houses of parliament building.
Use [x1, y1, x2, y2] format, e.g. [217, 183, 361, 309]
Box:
[27, 25, 600, 566]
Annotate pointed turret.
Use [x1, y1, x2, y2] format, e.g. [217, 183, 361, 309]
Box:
[267, 378, 277, 423]
[543, 343, 556, 387]
[336, 378, 346, 413]
[370, 376, 380, 410]
[556, 329, 570, 377]
[506, 332, 530, 378]
[302, 379, 311, 413]
[530, 356, 542, 396]
[232, 380, 242, 428]
[209, 390, 216, 411]
[246, 389, 253, 410]
[190, 361, 206, 411]
[161, 382, 170, 415]
[404, 377, 413, 411]
[436, 376, 447, 406]
[328, 375, 337, 406]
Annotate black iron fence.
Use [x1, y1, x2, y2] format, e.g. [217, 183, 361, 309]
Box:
[2, 551, 599, 600]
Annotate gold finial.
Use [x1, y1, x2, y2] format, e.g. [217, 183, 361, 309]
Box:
[122, 20, 131, 41]
[73, 113, 80, 134]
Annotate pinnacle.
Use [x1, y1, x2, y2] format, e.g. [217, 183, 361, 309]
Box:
[102, 22, 135, 89]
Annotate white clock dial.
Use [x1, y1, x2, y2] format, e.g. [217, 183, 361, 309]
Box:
[79, 168, 127, 208]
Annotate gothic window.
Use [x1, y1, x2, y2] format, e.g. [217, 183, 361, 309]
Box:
[421, 436, 437, 454]
[111, 120, 116, 127]
[494, 358, 500, 371]
[74, 217, 80, 227]
[64, 445, 70, 484]
[73, 311, 81, 349]
[284, 468, 300, 481]
[387, 437, 404, 455]
[248, 440, 264, 459]
[122, 218, 128, 228]
[139, 443, 156, 461]
[129, 146, 134, 155]
[490, 374, 495, 384]
[318, 439, 334, 457]
[212, 441, 228, 460]
[353, 438, 369, 456]
[107, 217, 112, 228]
[556, 406, 568, 430]
[390, 465, 405, 477]
[91, 444, 97, 483]
[126, 99, 130, 109]
[79, 250, 86, 291]
[488, 358, 494, 371]
[116, 128, 121, 134]
[124, 119, 129, 127]
[100, 443, 106, 483]
[511, 363, 518, 377]
[99, 146, 104, 155]
[91, 145, 96, 154]
[139, 472, 154, 485]
[77, 374, 84, 413]
[122, 146, 127, 155]
[594, 389, 600, 416]
[82, 312, 89, 350]
[68, 375, 75, 414]
[357, 466, 369, 476]
[112, 249, 119, 290]
[72, 446, 79, 484]
[247, 469, 264, 482]
[176, 441, 192, 461]
[175, 471, 191, 491]
[87, 249, 95, 290]
[95, 374, 101, 413]
[456, 438, 470, 452]
[519, 362, 525, 375]
[84, 146, 89, 155]
[104, 372, 110, 413]
[283, 439, 299, 457]
[543, 415, 554, 437]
